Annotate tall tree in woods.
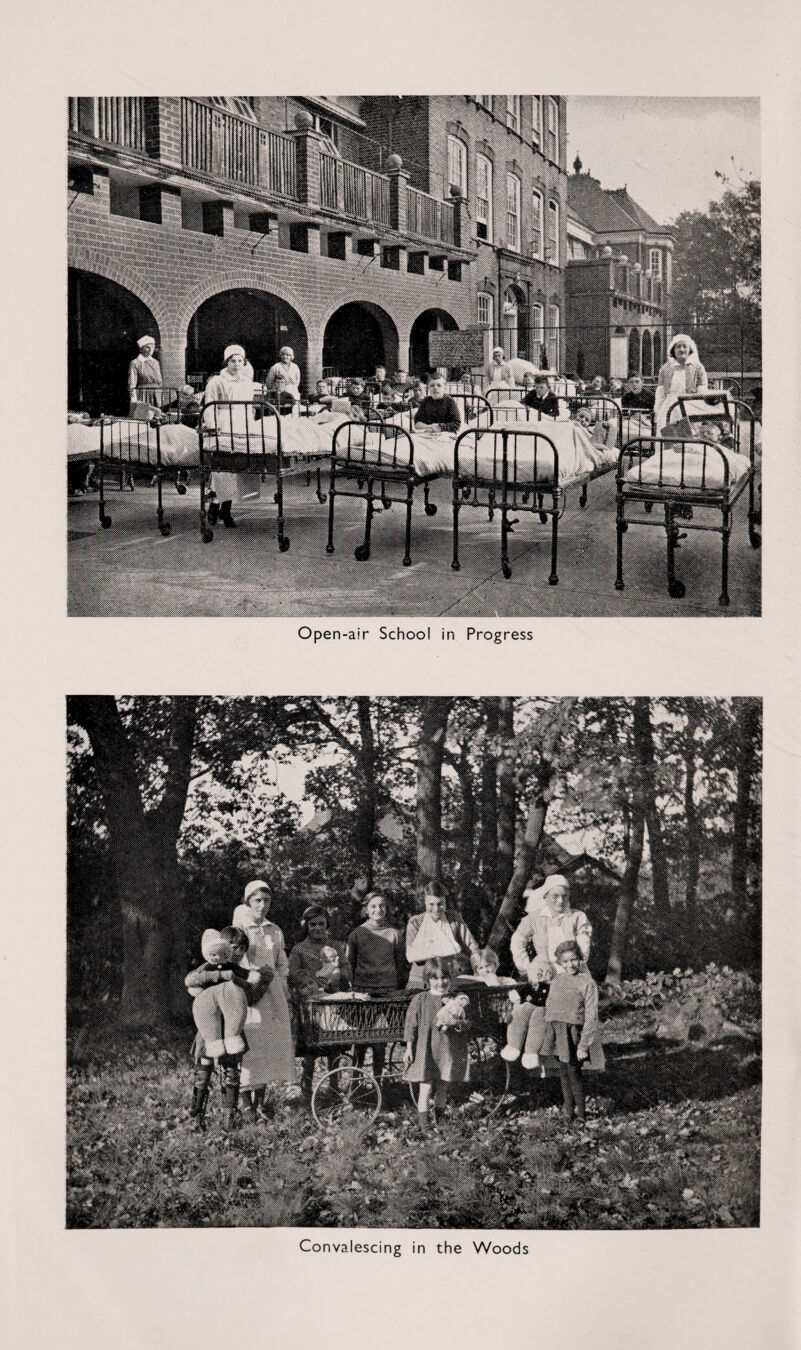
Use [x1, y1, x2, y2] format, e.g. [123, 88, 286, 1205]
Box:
[496, 698, 516, 898]
[731, 697, 760, 901]
[69, 696, 197, 1025]
[306, 697, 380, 889]
[478, 699, 499, 896]
[605, 702, 647, 986]
[484, 699, 577, 959]
[636, 699, 671, 921]
[415, 698, 452, 898]
[683, 703, 701, 948]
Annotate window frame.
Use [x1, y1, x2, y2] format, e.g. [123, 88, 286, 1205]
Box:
[477, 292, 494, 331]
[546, 303, 560, 370]
[447, 135, 468, 197]
[531, 188, 544, 260]
[649, 247, 663, 280]
[547, 199, 560, 267]
[545, 97, 558, 162]
[531, 96, 541, 148]
[475, 152, 493, 243]
[475, 95, 493, 111]
[506, 95, 521, 134]
[531, 302, 545, 358]
[505, 171, 521, 252]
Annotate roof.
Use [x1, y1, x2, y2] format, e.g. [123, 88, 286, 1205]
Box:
[568, 173, 666, 236]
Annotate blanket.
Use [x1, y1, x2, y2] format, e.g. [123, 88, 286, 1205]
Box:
[625, 443, 752, 489]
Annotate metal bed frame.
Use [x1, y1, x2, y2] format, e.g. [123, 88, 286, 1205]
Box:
[452, 395, 624, 581]
[615, 393, 760, 605]
[325, 393, 493, 566]
[197, 398, 328, 549]
[95, 386, 195, 535]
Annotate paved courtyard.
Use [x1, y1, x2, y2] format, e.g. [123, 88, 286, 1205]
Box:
[68, 468, 760, 619]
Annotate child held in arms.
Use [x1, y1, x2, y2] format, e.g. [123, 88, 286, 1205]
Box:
[185, 926, 274, 1130]
[501, 957, 555, 1070]
[542, 940, 605, 1126]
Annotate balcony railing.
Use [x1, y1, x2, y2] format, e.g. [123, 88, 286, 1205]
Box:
[69, 97, 147, 151]
[407, 187, 455, 246]
[319, 153, 390, 225]
[180, 98, 298, 198]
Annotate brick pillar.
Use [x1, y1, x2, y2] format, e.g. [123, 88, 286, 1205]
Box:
[306, 325, 325, 388]
[450, 192, 467, 249]
[159, 333, 186, 390]
[386, 156, 410, 232]
[153, 97, 182, 168]
[90, 167, 110, 212]
[202, 200, 234, 236]
[139, 183, 182, 226]
[289, 112, 325, 207]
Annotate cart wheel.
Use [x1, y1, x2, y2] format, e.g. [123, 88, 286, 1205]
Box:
[101, 514, 112, 529]
[425, 503, 437, 517]
[384, 1042, 407, 1081]
[159, 522, 172, 538]
[176, 482, 187, 496]
[644, 501, 653, 514]
[202, 528, 214, 544]
[502, 562, 512, 579]
[354, 544, 370, 562]
[311, 1066, 381, 1128]
[279, 537, 290, 553]
[668, 580, 686, 599]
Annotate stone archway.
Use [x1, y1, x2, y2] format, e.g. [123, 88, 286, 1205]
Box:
[185, 288, 308, 387]
[642, 329, 653, 378]
[628, 327, 642, 376]
[68, 267, 160, 415]
[322, 301, 399, 379]
[408, 308, 459, 378]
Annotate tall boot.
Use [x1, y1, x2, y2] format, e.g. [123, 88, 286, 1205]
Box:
[190, 1060, 213, 1130]
[220, 1055, 240, 1131]
[219, 500, 237, 528]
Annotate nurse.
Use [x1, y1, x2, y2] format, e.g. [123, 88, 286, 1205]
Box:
[202, 344, 262, 528]
[128, 335, 162, 412]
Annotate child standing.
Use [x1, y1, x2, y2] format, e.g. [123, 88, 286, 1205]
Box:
[346, 892, 405, 1078]
[543, 940, 604, 1126]
[403, 957, 470, 1133]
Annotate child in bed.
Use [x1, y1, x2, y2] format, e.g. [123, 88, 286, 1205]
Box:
[403, 957, 470, 1132]
[572, 402, 617, 449]
[542, 940, 604, 1126]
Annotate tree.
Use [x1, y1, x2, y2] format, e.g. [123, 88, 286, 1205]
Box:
[496, 698, 516, 897]
[69, 696, 197, 1025]
[634, 699, 671, 921]
[478, 699, 499, 896]
[415, 698, 452, 897]
[731, 698, 760, 901]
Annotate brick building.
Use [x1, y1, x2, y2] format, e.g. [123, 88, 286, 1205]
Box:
[67, 95, 567, 413]
[564, 155, 674, 382]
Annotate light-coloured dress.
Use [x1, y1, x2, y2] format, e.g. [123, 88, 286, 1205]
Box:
[128, 354, 162, 409]
[510, 903, 592, 972]
[265, 361, 301, 401]
[231, 905, 296, 1087]
[203, 369, 262, 504]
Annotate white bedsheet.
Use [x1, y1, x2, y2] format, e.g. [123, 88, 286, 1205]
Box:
[463, 420, 615, 482]
[625, 444, 751, 489]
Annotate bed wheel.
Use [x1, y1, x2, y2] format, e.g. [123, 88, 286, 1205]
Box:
[159, 522, 172, 538]
[100, 514, 112, 529]
[502, 562, 512, 579]
[354, 544, 370, 562]
[538, 511, 548, 525]
[325, 543, 335, 555]
[176, 482, 187, 496]
[668, 580, 686, 599]
[614, 578, 625, 591]
[425, 502, 437, 517]
[316, 490, 326, 505]
[279, 537, 290, 553]
[749, 528, 761, 549]
[451, 560, 461, 572]
[644, 501, 653, 514]
[619, 521, 628, 533]
[202, 528, 214, 544]
[382, 498, 392, 510]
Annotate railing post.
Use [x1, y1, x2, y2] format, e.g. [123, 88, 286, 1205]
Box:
[289, 109, 324, 207]
[386, 153, 410, 232]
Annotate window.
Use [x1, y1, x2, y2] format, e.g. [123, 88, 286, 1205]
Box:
[545, 98, 558, 161]
[531, 189, 544, 259]
[649, 248, 662, 280]
[477, 292, 494, 330]
[547, 200, 559, 266]
[547, 304, 560, 370]
[506, 96, 521, 133]
[208, 96, 257, 123]
[447, 136, 468, 196]
[531, 303, 545, 364]
[475, 96, 492, 111]
[506, 173, 521, 251]
[476, 153, 493, 241]
[531, 96, 541, 148]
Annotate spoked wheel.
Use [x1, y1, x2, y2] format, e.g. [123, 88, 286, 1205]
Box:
[311, 1065, 381, 1128]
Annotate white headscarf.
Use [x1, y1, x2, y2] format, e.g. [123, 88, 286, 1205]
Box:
[667, 333, 701, 365]
[137, 336, 156, 350]
[524, 872, 571, 915]
[223, 344, 246, 363]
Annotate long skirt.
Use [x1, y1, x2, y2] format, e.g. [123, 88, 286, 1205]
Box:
[240, 977, 296, 1088]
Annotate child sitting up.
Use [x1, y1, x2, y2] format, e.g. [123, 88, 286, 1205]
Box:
[403, 956, 471, 1133]
[542, 940, 604, 1126]
[501, 958, 555, 1070]
[185, 926, 273, 1130]
[572, 403, 617, 449]
[521, 374, 560, 419]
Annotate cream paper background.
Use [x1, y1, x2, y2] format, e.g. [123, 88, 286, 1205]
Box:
[3, 2, 800, 1346]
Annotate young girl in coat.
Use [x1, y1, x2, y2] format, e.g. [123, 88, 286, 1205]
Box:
[403, 957, 471, 1133]
[542, 940, 605, 1125]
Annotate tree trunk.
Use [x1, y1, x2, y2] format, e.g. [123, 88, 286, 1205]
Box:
[484, 787, 549, 959]
[354, 697, 378, 890]
[71, 696, 197, 1026]
[633, 698, 670, 919]
[415, 698, 452, 900]
[496, 697, 516, 898]
[684, 705, 701, 950]
[606, 782, 646, 987]
[731, 697, 759, 899]
[451, 741, 477, 901]
[478, 699, 499, 896]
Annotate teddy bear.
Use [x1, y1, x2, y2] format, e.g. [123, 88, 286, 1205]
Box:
[435, 992, 471, 1032]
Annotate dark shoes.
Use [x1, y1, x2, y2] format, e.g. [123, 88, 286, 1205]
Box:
[220, 501, 237, 528]
[207, 501, 220, 526]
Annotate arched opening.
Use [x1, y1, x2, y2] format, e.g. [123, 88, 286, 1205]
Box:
[408, 308, 459, 378]
[628, 327, 641, 376]
[68, 269, 159, 416]
[641, 329, 653, 378]
[186, 288, 308, 388]
[653, 330, 663, 372]
[323, 301, 399, 379]
[500, 285, 528, 361]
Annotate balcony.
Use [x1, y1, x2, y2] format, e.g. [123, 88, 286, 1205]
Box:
[407, 187, 456, 246]
[319, 152, 390, 225]
[69, 97, 147, 152]
[180, 98, 298, 198]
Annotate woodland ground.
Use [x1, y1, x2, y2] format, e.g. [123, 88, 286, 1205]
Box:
[66, 967, 760, 1230]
